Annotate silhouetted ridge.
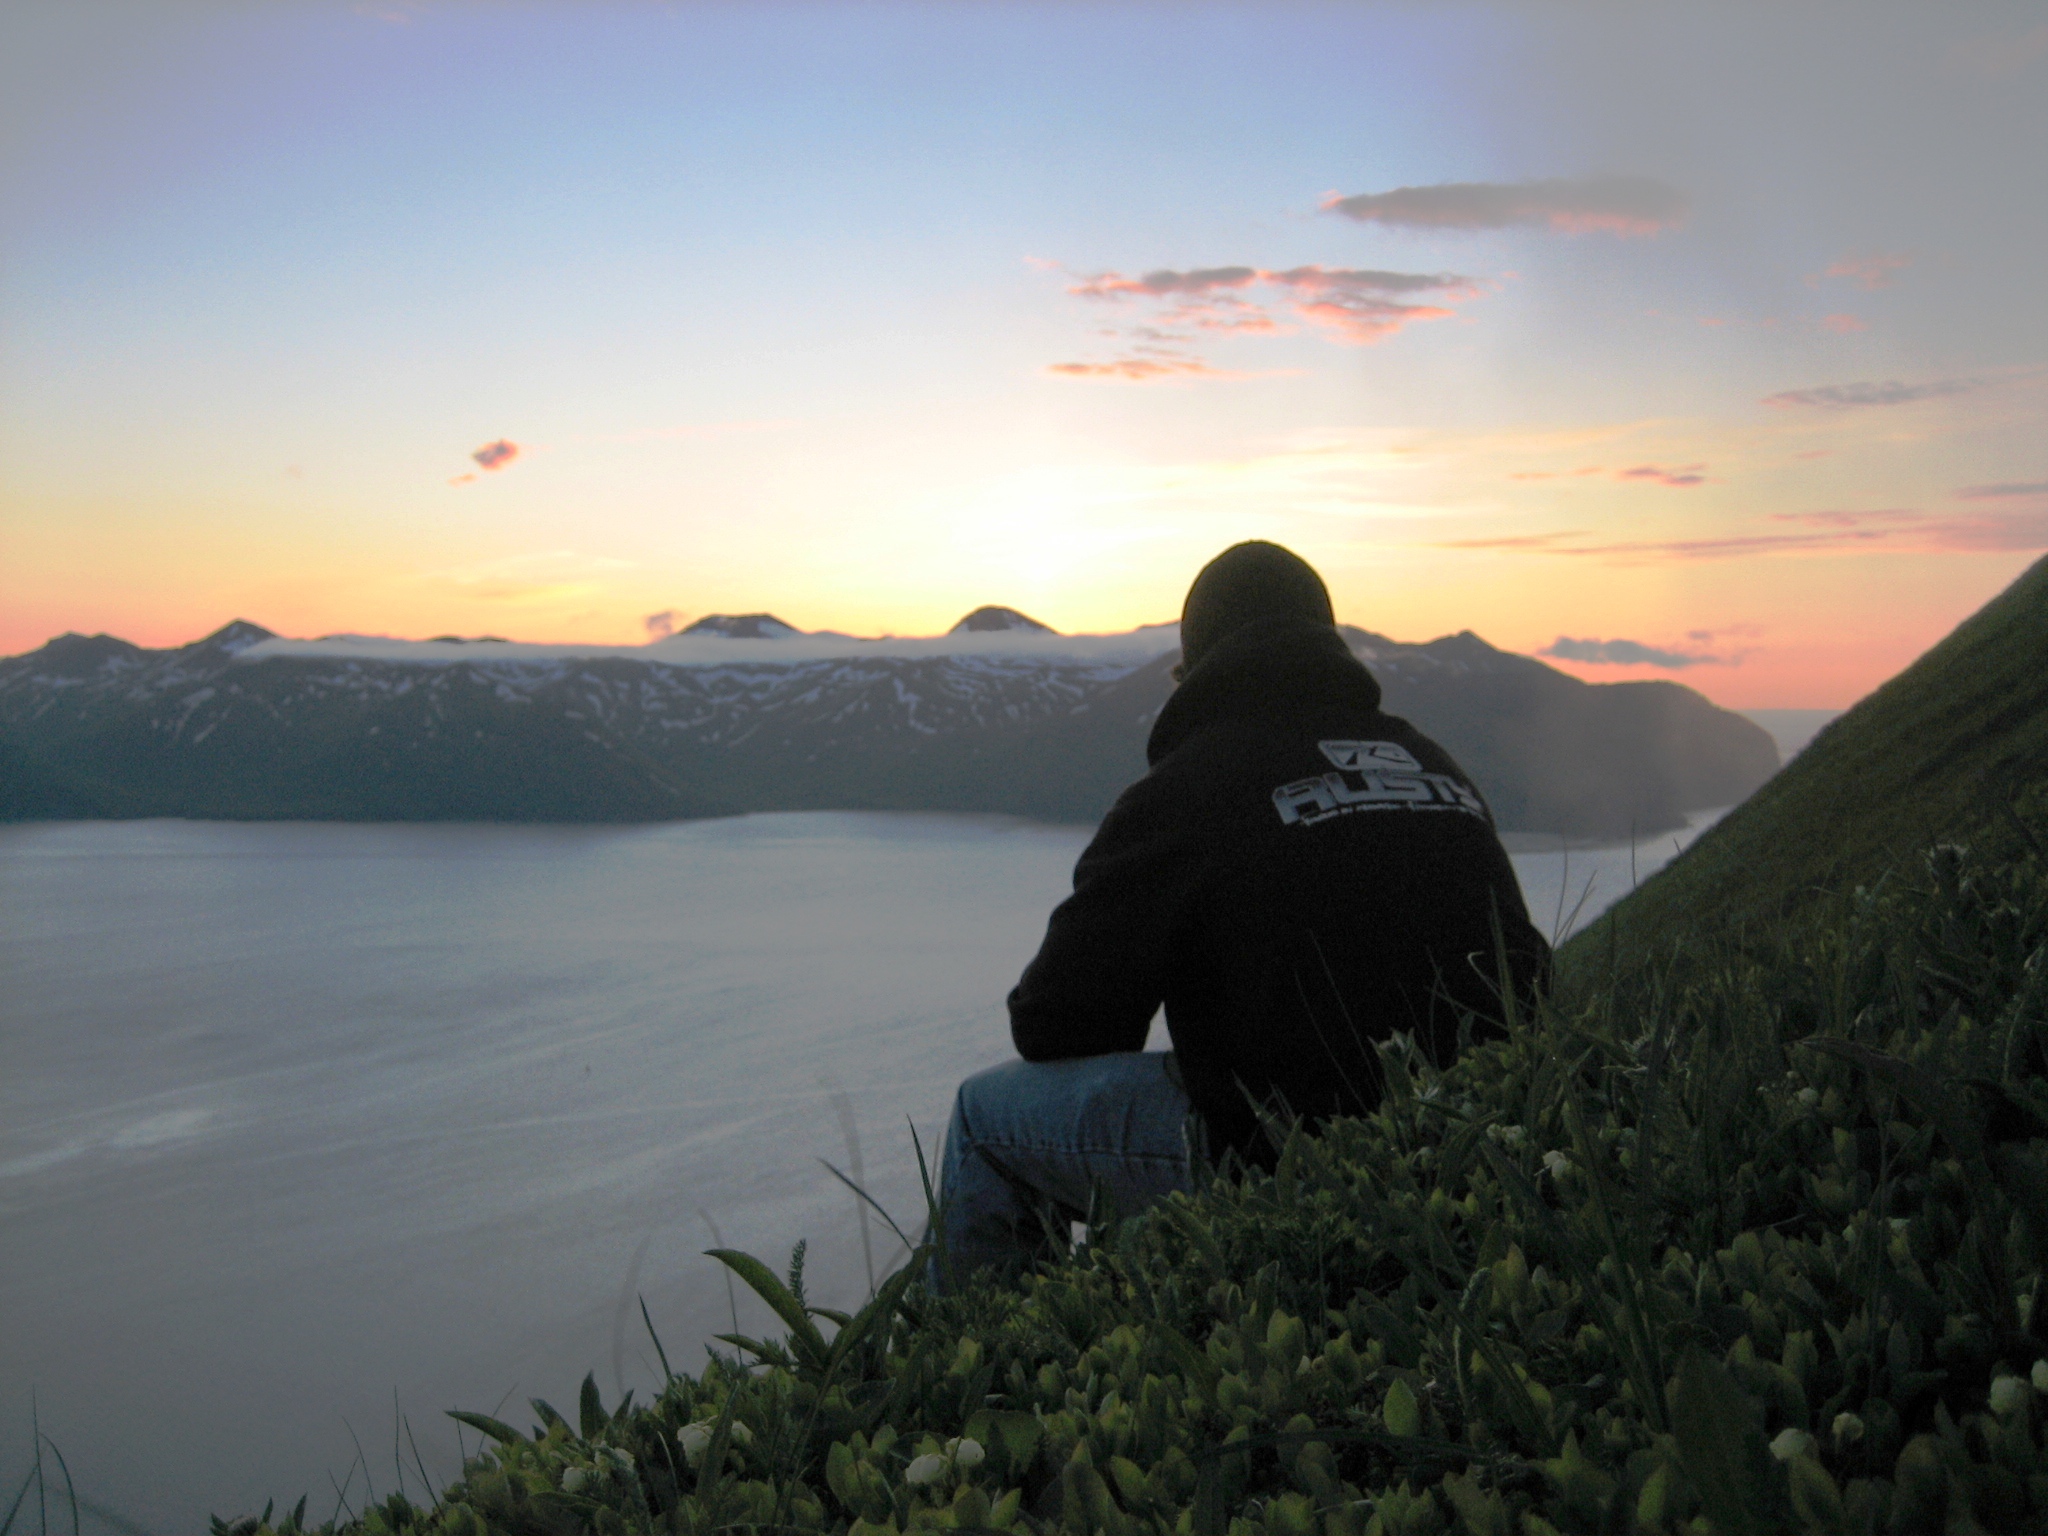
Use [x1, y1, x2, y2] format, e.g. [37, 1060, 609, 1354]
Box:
[23, 633, 154, 679]
[681, 614, 801, 639]
[194, 620, 277, 656]
[949, 606, 1056, 635]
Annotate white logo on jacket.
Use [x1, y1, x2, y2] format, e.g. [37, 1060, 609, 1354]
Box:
[1317, 739, 1421, 772]
[1272, 740, 1486, 826]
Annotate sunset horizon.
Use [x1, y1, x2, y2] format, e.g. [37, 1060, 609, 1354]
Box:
[6, 4, 2045, 711]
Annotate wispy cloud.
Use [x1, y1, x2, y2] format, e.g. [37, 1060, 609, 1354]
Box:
[1769, 509, 1924, 529]
[1052, 263, 1479, 373]
[1541, 636, 1729, 668]
[643, 609, 688, 639]
[1762, 378, 1985, 409]
[1323, 176, 1687, 235]
[1810, 252, 1911, 291]
[1617, 463, 1708, 487]
[1444, 506, 2048, 561]
[1291, 295, 1460, 345]
[1267, 267, 1476, 344]
[1510, 463, 1707, 487]
[1044, 356, 1238, 382]
[1957, 481, 2048, 500]
[1069, 266, 1260, 299]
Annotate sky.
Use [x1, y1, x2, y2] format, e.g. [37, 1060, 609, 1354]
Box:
[2, 2, 2045, 707]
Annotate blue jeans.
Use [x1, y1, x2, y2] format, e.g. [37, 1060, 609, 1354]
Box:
[933, 1051, 1194, 1286]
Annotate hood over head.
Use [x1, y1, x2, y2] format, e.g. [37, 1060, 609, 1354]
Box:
[1177, 541, 1335, 678]
[1149, 615, 1381, 763]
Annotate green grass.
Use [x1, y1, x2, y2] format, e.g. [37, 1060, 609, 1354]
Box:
[1563, 551, 2048, 970]
[216, 809, 2048, 1536]
[198, 559, 2048, 1534]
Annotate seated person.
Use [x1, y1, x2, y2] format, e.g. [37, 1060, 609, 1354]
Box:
[934, 541, 1550, 1281]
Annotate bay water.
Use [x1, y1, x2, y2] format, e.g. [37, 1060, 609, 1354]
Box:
[2, 808, 1716, 1530]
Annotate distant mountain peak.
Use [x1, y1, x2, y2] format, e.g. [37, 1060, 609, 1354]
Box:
[203, 620, 277, 655]
[681, 613, 801, 639]
[27, 632, 150, 678]
[950, 605, 1056, 635]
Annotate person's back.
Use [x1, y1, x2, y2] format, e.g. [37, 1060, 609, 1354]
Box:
[1010, 606, 1547, 1163]
[933, 542, 1549, 1280]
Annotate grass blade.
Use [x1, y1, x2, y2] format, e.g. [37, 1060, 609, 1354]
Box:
[705, 1250, 828, 1363]
[444, 1411, 524, 1447]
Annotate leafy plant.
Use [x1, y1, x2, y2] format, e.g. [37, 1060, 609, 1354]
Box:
[228, 826, 2048, 1535]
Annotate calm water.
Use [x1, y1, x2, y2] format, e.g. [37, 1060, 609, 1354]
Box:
[0, 810, 1715, 1531]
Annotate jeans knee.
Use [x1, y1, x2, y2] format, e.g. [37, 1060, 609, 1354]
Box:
[951, 1058, 1032, 1135]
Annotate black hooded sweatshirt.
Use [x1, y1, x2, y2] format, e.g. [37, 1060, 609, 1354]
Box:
[1007, 615, 1550, 1163]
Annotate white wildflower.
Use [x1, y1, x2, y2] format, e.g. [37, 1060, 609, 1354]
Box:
[604, 1445, 636, 1472]
[1542, 1150, 1572, 1178]
[2033, 1359, 2048, 1393]
[677, 1422, 713, 1465]
[949, 1436, 986, 1468]
[561, 1465, 590, 1492]
[730, 1420, 754, 1445]
[1769, 1428, 1816, 1462]
[1796, 1088, 1820, 1107]
[1832, 1413, 1864, 1444]
[1990, 1375, 2029, 1415]
[905, 1452, 949, 1486]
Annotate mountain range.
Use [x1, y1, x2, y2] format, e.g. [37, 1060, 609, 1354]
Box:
[0, 609, 1779, 835]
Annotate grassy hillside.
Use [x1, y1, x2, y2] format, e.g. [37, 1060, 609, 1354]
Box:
[188, 816, 2048, 1536]
[1565, 551, 2048, 968]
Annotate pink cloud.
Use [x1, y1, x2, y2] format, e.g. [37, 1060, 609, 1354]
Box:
[1069, 266, 1260, 299]
[1168, 297, 1286, 335]
[1059, 263, 1477, 353]
[472, 439, 520, 471]
[1323, 176, 1687, 236]
[1291, 297, 1455, 345]
[1044, 357, 1235, 382]
[1818, 314, 1868, 334]
[1264, 267, 1476, 345]
[1811, 253, 1912, 291]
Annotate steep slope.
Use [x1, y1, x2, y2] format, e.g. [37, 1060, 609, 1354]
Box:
[1565, 550, 2048, 963]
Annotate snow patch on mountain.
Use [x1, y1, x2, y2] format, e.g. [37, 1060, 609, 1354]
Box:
[239, 624, 1183, 670]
